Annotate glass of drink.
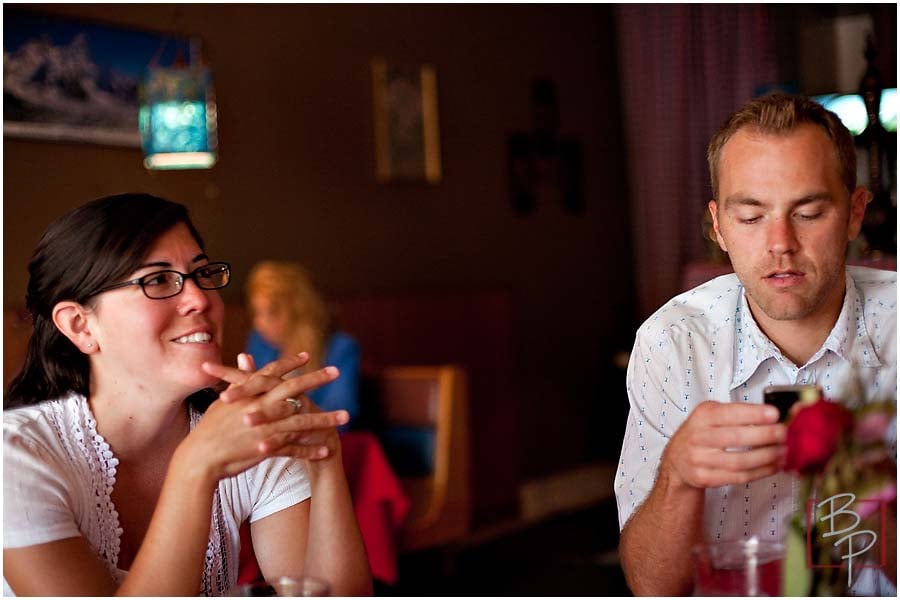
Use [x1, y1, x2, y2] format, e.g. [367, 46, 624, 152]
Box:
[692, 537, 784, 596]
[227, 576, 330, 597]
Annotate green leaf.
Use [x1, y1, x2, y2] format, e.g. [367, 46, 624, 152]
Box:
[783, 522, 812, 596]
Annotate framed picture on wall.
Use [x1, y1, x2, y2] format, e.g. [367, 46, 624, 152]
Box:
[372, 59, 442, 183]
[4, 8, 188, 147]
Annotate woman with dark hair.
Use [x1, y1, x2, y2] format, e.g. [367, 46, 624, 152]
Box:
[3, 194, 371, 596]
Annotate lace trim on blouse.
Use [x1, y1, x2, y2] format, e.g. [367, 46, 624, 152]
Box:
[44, 394, 123, 581]
[48, 394, 231, 596]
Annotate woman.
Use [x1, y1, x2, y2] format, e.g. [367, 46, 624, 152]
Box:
[245, 261, 361, 427]
[3, 194, 371, 596]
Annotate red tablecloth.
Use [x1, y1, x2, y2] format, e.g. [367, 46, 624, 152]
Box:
[238, 431, 411, 585]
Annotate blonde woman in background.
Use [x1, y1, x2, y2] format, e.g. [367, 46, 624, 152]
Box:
[245, 261, 360, 429]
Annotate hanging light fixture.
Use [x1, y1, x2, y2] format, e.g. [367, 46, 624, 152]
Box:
[139, 39, 217, 170]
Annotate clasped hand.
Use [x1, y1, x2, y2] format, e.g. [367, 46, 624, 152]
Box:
[661, 400, 786, 490]
[184, 353, 349, 480]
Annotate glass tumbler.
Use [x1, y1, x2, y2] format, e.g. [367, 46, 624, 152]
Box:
[692, 537, 784, 596]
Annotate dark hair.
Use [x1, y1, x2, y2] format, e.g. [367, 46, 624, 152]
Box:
[4, 193, 206, 409]
[707, 93, 857, 199]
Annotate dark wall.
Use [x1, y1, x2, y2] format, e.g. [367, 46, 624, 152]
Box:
[3, 4, 635, 519]
[771, 4, 897, 93]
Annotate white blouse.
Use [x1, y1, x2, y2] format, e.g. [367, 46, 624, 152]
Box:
[3, 392, 311, 596]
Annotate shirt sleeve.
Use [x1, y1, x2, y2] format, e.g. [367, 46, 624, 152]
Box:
[308, 332, 361, 427]
[245, 329, 281, 369]
[3, 425, 80, 548]
[245, 457, 312, 524]
[614, 325, 686, 530]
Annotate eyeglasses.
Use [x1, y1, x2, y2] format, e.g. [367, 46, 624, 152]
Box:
[90, 262, 231, 300]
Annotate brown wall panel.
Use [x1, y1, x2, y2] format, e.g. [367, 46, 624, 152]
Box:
[3, 4, 635, 523]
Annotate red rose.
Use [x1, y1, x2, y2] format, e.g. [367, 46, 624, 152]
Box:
[784, 399, 854, 474]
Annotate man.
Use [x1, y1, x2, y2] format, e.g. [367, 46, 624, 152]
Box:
[615, 93, 896, 595]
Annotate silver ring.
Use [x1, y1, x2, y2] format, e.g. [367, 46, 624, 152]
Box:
[285, 397, 302, 414]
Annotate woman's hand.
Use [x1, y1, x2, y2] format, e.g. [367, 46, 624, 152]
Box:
[227, 351, 311, 387]
[200, 355, 348, 468]
[214, 354, 372, 595]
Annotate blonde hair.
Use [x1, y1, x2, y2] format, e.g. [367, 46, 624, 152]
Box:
[245, 261, 330, 370]
[707, 93, 857, 200]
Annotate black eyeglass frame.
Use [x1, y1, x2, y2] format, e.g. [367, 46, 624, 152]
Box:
[89, 262, 231, 300]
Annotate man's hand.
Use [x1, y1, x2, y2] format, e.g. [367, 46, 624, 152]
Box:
[619, 400, 786, 595]
[660, 400, 786, 491]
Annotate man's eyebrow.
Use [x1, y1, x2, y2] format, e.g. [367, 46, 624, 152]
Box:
[722, 196, 763, 208]
[722, 192, 832, 210]
[788, 192, 833, 208]
[137, 253, 209, 270]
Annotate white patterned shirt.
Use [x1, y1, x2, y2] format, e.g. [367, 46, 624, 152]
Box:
[4, 392, 311, 596]
[615, 266, 896, 548]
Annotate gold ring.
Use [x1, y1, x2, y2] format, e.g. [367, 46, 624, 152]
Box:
[285, 397, 302, 414]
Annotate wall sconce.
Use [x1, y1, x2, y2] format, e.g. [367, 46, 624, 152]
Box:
[139, 40, 217, 170]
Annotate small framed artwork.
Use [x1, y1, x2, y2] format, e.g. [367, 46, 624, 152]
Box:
[372, 58, 442, 183]
[4, 8, 189, 147]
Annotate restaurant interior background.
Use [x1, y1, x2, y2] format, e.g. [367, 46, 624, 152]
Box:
[3, 3, 897, 595]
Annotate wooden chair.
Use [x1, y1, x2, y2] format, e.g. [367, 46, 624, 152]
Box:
[374, 365, 471, 552]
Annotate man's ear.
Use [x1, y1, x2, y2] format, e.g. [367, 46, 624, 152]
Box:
[847, 186, 869, 241]
[708, 199, 728, 253]
[52, 301, 97, 354]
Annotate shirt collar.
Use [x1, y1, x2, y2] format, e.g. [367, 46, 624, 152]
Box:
[729, 270, 881, 390]
[825, 270, 882, 368]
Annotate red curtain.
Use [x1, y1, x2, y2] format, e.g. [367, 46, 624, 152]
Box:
[615, 5, 778, 318]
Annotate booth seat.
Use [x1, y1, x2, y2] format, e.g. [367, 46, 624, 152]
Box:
[4, 290, 511, 556]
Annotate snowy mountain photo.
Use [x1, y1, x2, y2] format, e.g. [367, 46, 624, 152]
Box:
[4, 8, 185, 146]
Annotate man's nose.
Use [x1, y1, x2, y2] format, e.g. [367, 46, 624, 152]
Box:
[767, 216, 799, 255]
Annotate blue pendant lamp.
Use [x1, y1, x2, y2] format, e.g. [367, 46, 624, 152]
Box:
[139, 40, 218, 170]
